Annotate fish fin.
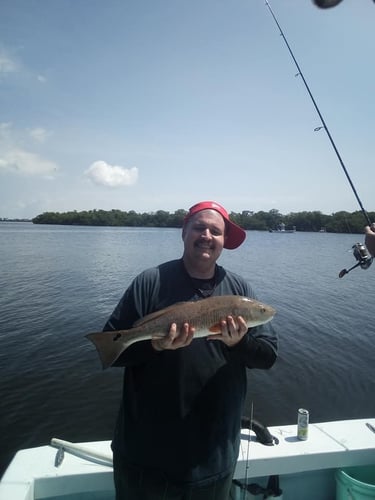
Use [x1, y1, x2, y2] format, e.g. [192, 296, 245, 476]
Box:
[133, 301, 192, 327]
[133, 310, 167, 327]
[208, 323, 222, 333]
[85, 330, 132, 369]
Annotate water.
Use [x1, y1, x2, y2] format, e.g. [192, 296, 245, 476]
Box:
[1, 222, 374, 477]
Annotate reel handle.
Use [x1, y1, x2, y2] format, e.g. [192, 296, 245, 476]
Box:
[339, 262, 361, 278]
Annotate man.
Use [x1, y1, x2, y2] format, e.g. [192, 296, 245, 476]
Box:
[103, 200, 278, 500]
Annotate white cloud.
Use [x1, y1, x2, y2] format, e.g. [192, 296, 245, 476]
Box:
[0, 124, 57, 178]
[84, 160, 138, 187]
[0, 148, 58, 176]
[28, 127, 50, 143]
[0, 50, 18, 75]
[0, 122, 12, 141]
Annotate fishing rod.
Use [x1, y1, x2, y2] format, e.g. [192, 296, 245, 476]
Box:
[264, 0, 373, 277]
[233, 407, 281, 499]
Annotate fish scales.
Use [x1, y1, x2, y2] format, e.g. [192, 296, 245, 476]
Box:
[86, 295, 276, 369]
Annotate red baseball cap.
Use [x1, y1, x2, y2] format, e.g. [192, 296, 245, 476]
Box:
[184, 201, 246, 250]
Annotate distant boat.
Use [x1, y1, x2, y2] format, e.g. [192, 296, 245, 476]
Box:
[319, 227, 327, 233]
[269, 223, 296, 233]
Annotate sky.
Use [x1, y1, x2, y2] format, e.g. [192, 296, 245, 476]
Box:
[1, 0, 374, 219]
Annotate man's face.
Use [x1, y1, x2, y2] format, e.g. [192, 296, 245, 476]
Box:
[182, 209, 226, 266]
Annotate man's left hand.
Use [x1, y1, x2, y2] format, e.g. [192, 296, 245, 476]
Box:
[208, 315, 248, 347]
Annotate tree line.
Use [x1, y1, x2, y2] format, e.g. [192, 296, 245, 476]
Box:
[31, 208, 375, 234]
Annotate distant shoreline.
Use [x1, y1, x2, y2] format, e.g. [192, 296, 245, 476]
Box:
[0, 218, 32, 223]
[1, 207, 374, 234]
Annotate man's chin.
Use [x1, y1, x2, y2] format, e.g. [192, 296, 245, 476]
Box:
[195, 249, 214, 261]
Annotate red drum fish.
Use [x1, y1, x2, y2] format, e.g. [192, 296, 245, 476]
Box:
[86, 295, 276, 369]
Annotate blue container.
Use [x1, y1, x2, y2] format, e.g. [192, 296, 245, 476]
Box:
[336, 466, 375, 499]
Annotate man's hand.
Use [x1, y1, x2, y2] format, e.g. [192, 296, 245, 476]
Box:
[208, 315, 248, 347]
[365, 224, 375, 258]
[152, 322, 195, 351]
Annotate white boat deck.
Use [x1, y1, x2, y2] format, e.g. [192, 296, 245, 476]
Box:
[1, 418, 375, 500]
[236, 418, 375, 478]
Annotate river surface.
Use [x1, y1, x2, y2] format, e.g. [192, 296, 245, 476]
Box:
[1, 222, 374, 476]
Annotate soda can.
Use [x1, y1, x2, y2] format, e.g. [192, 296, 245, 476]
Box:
[297, 408, 309, 440]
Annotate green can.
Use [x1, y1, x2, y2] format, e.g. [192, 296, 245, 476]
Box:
[297, 408, 309, 440]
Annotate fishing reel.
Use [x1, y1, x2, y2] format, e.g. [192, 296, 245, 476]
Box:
[313, 0, 375, 8]
[339, 242, 373, 278]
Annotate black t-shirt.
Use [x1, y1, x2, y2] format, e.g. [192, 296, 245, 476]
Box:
[103, 259, 278, 486]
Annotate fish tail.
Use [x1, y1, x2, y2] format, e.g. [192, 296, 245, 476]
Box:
[85, 331, 132, 369]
